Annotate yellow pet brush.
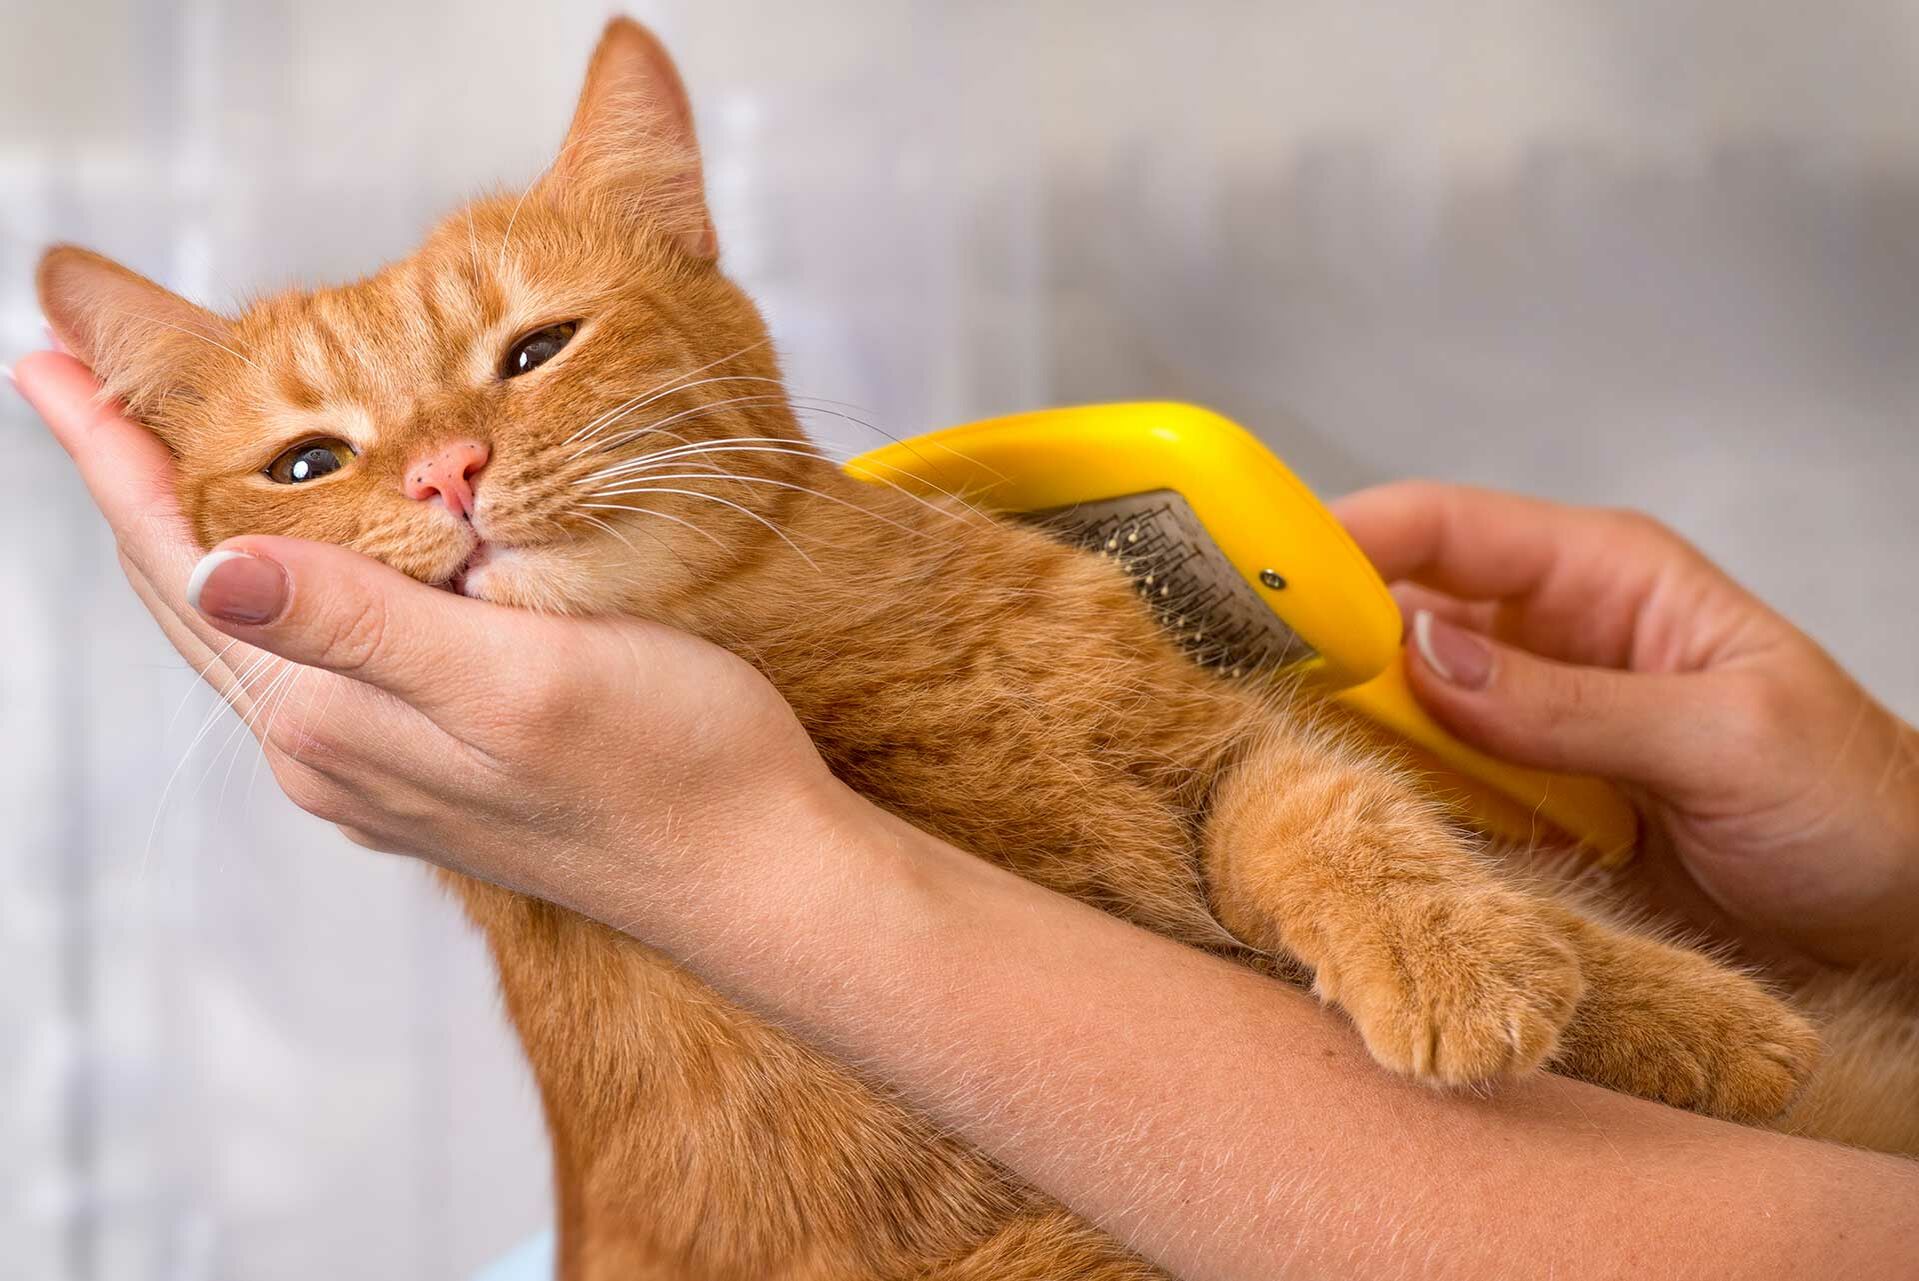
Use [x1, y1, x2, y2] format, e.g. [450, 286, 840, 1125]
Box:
[845, 402, 1638, 865]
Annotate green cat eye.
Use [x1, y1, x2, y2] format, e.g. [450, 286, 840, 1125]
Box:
[502, 321, 579, 379]
[266, 438, 356, 484]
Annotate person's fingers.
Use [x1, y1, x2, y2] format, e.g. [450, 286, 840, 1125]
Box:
[10, 352, 452, 766]
[1386, 583, 1498, 637]
[1335, 481, 1628, 595]
[10, 350, 209, 593]
[1334, 481, 1762, 671]
[1403, 608, 1738, 794]
[184, 534, 578, 722]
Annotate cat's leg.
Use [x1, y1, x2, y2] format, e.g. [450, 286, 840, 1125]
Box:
[1202, 726, 1587, 1086]
[1550, 918, 1820, 1125]
[1202, 725, 1820, 1119]
[921, 1212, 1165, 1281]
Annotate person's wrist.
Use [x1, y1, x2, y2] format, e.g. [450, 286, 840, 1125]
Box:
[588, 769, 976, 1042]
[588, 763, 885, 948]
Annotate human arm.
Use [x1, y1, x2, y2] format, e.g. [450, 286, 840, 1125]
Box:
[1333, 481, 1919, 970]
[14, 352, 1919, 1280]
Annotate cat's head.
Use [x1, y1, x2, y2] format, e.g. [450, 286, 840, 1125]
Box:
[38, 18, 803, 615]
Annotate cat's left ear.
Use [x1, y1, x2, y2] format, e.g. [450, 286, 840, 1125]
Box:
[36, 245, 240, 446]
[546, 17, 716, 260]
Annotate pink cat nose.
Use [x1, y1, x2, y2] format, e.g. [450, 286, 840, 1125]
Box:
[404, 440, 490, 518]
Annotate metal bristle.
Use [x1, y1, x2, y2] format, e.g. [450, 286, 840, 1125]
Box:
[1023, 489, 1316, 679]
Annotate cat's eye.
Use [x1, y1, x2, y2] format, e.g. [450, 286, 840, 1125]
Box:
[502, 321, 579, 379]
[266, 438, 356, 484]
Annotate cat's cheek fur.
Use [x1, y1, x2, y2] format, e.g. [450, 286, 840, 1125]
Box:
[188, 477, 470, 589]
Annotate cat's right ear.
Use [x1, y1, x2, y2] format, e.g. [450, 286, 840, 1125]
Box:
[36, 245, 240, 441]
[544, 17, 717, 259]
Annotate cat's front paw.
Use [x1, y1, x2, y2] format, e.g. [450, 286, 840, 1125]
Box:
[1312, 889, 1585, 1087]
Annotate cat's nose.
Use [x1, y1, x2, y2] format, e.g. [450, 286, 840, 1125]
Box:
[404, 440, 491, 518]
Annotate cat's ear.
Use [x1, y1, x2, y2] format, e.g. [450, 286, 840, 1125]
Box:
[546, 17, 716, 260]
[36, 245, 241, 437]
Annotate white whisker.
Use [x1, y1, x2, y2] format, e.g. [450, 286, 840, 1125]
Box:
[581, 437, 986, 531]
[496, 176, 538, 276]
[783, 398, 1013, 514]
[579, 501, 731, 551]
[564, 380, 785, 456]
[573, 435, 817, 485]
[283, 666, 344, 767]
[577, 391, 999, 530]
[247, 666, 309, 794]
[109, 309, 261, 372]
[577, 510, 698, 577]
[565, 391, 790, 461]
[559, 340, 771, 448]
[220, 662, 302, 805]
[464, 207, 482, 281]
[593, 470, 929, 539]
[164, 634, 249, 738]
[586, 487, 818, 570]
[145, 653, 282, 871]
[576, 512, 640, 555]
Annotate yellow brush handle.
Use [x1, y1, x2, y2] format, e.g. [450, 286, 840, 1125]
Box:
[1334, 658, 1638, 865]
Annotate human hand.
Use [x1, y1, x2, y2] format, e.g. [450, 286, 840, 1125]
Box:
[9, 350, 840, 930]
[1334, 481, 1919, 970]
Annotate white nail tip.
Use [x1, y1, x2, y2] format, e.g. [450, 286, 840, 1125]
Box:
[1411, 610, 1453, 683]
[186, 549, 250, 613]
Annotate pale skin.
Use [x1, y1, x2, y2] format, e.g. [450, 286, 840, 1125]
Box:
[11, 347, 1919, 1279]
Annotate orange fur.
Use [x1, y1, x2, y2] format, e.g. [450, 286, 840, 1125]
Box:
[38, 17, 1917, 1279]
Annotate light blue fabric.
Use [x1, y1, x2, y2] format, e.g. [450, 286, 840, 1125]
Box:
[470, 1231, 555, 1281]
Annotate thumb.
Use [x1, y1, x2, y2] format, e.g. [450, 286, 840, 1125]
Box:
[1406, 609, 1720, 793]
[186, 535, 522, 714]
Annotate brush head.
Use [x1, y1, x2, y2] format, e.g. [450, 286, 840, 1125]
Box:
[1027, 489, 1317, 679]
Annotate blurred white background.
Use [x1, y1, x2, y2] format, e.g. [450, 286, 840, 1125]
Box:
[3, 2, 1916, 1277]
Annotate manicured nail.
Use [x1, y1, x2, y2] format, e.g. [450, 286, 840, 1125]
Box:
[1412, 610, 1493, 690]
[187, 549, 289, 624]
[42, 316, 69, 355]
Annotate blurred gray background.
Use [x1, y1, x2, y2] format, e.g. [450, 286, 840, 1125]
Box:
[3, 1, 1915, 1277]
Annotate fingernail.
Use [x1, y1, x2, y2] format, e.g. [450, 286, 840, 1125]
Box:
[187, 549, 289, 624]
[1412, 610, 1493, 690]
[42, 316, 69, 355]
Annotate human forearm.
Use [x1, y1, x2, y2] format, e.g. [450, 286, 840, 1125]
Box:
[636, 786, 1919, 1281]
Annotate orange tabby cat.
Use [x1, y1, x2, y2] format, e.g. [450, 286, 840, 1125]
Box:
[38, 18, 1918, 1280]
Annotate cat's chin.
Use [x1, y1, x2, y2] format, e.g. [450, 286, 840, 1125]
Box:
[445, 538, 498, 599]
[443, 540, 608, 615]
[451, 540, 525, 603]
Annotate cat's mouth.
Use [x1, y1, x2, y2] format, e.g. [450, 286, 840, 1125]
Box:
[444, 539, 494, 597]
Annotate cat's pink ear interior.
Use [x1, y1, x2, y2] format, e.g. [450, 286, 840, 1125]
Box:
[547, 17, 717, 260]
[36, 246, 239, 433]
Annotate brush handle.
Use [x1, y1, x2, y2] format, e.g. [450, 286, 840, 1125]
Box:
[1333, 657, 1639, 865]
